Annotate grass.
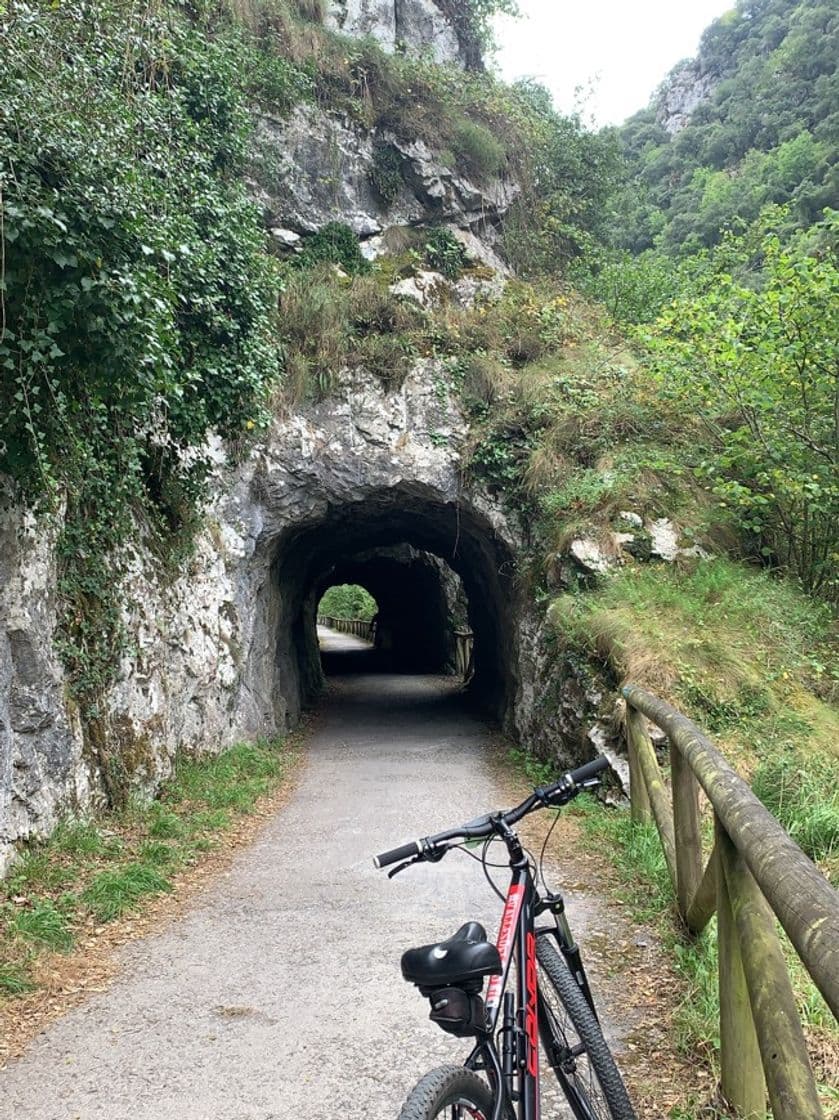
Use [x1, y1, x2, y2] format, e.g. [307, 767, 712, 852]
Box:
[9, 901, 74, 953]
[0, 736, 293, 1000]
[752, 750, 839, 866]
[549, 559, 837, 795]
[278, 262, 424, 401]
[564, 794, 838, 1114]
[82, 864, 172, 923]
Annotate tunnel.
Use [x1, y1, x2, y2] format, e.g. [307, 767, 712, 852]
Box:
[268, 482, 519, 727]
[316, 546, 466, 675]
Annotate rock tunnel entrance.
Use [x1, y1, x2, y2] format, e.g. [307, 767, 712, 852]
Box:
[269, 483, 518, 726]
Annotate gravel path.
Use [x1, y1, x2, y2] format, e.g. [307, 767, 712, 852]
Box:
[0, 634, 633, 1119]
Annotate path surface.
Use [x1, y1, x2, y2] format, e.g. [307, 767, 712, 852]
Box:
[0, 633, 634, 1119]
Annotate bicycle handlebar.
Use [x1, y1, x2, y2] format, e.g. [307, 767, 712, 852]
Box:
[373, 755, 610, 870]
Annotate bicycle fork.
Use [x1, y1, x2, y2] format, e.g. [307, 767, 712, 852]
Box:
[537, 892, 598, 1021]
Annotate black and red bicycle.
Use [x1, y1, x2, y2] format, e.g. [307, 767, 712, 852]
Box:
[374, 756, 637, 1120]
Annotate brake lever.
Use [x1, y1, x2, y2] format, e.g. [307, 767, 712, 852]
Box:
[388, 856, 421, 879]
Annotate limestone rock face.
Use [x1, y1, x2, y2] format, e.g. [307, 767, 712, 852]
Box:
[325, 0, 465, 65]
[0, 364, 526, 868]
[655, 58, 716, 136]
[0, 492, 88, 874]
[250, 106, 518, 242]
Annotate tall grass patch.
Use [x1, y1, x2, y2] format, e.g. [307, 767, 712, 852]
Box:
[752, 751, 839, 874]
[550, 560, 837, 769]
[1, 736, 292, 1001]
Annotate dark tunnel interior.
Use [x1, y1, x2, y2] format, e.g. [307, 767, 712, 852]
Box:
[316, 548, 463, 675]
[269, 483, 519, 726]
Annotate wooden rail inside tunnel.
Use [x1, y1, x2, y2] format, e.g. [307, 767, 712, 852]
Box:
[623, 684, 839, 1120]
[318, 616, 475, 682]
[317, 615, 376, 643]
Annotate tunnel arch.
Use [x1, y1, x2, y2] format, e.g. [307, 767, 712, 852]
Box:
[267, 481, 519, 726]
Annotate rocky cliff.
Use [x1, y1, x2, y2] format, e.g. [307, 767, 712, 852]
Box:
[325, 0, 469, 65]
[0, 0, 618, 870]
[1, 358, 531, 870]
[654, 57, 716, 136]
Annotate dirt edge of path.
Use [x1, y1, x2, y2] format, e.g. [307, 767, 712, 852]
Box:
[0, 733, 310, 1068]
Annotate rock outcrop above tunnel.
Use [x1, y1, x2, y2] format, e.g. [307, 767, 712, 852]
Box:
[251, 106, 518, 244]
[324, 0, 467, 65]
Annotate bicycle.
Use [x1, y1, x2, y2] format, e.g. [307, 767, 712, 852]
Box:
[374, 756, 637, 1120]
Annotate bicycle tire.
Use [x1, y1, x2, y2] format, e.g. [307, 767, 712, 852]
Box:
[397, 1064, 495, 1120]
[536, 938, 636, 1120]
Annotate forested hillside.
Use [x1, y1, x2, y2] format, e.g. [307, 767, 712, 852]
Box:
[610, 0, 837, 254]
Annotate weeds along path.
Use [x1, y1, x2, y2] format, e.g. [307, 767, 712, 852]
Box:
[0, 662, 698, 1118]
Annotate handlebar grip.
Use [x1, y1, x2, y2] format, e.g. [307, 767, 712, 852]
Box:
[568, 756, 610, 785]
[373, 840, 422, 869]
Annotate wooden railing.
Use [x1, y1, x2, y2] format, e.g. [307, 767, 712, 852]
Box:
[455, 629, 474, 682]
[622, 684, 838, 1120]
[317, 615, 375, 642]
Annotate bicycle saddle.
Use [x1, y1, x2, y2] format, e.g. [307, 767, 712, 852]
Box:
[401, 922, 502, 990]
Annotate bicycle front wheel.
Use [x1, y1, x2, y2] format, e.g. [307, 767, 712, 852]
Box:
[536, 938, 636, 1120]
[397, 1065, 495, 1120]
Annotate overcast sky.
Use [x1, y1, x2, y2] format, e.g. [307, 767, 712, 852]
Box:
[493, 0, 734, 127]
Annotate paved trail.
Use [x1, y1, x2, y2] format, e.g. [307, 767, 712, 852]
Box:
[1, 633, 632, 1119]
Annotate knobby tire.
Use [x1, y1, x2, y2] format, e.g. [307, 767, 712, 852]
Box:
[397, 1065, 494, 1120]
[536, 938, 636, 1120]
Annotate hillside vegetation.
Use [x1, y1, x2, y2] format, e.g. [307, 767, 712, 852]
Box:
[610, 0, 837, 255]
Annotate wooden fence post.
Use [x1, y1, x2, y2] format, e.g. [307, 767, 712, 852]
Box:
[716, 818, 766, 1118]
[685, 842, 717, 934]
[671, 745, 703, 921]
[625, 702, 652, 824]
[626, 707, 676, 888]
[721, 832, 824, 1120]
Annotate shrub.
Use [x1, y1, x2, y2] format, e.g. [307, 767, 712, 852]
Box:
[642, 210, 839, 600]
[451, 118, 507, 180]
[425, 228, 468, 279]
[296, 222, 371, 275]
[369, 143, 404, 207]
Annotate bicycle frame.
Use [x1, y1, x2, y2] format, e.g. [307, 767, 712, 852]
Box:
[464, 824, 597, 1120]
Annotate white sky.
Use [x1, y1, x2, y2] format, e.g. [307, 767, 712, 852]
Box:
[493, 0, 735, 127]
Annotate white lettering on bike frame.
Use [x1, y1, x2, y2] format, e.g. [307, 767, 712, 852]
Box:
[486, 882, 524, 1023]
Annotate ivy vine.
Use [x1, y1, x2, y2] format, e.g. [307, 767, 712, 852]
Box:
[0, 0, 291, 782]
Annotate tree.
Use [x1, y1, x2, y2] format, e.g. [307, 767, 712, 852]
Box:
[643, 209, 839, 599]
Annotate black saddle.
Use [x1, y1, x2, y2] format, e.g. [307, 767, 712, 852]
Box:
[401, 922, 502, 992]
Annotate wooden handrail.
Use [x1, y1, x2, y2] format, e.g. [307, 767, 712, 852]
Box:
[317, 615, 375, 642]
[317, 618, 474, 683]
[622, 683, 838, 1120]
